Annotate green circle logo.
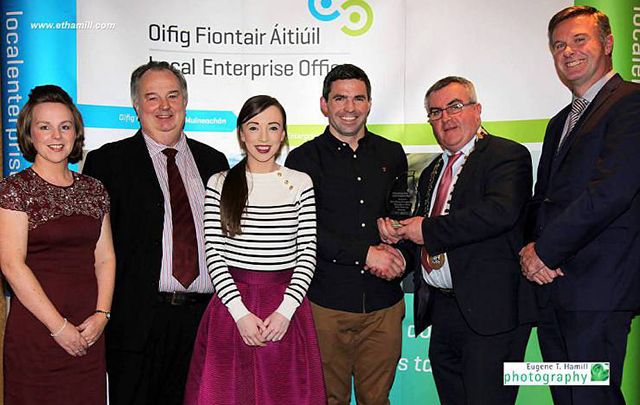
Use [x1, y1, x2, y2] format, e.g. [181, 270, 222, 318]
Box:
[308, 0, 374, 37]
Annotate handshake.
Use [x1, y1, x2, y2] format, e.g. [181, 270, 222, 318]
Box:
[366, 216, 425, 281]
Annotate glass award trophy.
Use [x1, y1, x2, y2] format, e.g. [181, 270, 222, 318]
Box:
[386, 171, 419, 228]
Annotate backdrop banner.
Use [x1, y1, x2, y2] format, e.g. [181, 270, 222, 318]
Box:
[2, 1, 638, 404]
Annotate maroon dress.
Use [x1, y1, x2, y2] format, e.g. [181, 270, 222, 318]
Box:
[0, 168, 110, 405]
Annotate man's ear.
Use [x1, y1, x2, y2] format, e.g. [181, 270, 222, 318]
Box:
[604, 34, 613, 56]
[320, 96, 329, 117]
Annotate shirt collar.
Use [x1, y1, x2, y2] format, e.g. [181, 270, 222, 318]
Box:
[142, 131, 188, 157]
[577, 70, 615, 103]
[321, 126, 371, 151]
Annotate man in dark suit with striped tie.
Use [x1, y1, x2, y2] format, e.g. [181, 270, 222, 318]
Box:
[521, 6, 640, 405]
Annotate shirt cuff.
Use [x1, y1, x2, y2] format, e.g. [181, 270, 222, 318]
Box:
[275, 295, 300, 321]
[227, 297, 251, 322]
[356, 242, 370, 266]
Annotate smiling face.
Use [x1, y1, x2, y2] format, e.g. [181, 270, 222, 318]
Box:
[320, 79, 371, 145]
[426, 82, 482, 154]
[240, 105, 286, 173]
[550, 14, 613, 96]
[134, 69, 187, 146]
[30, 102, 76, 167]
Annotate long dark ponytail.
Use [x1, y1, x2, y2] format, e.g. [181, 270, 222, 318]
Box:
[220, 95, 287, 236]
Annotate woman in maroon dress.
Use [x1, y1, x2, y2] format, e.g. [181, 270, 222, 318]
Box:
[0, 85, 115, 404]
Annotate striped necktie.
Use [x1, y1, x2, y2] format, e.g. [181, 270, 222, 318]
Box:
[558, 98, 589, 151]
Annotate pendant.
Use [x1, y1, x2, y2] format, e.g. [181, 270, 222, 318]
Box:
[428, 253, 445, 270]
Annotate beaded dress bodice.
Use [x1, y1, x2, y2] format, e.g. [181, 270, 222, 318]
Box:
[0, 168, 109, 230]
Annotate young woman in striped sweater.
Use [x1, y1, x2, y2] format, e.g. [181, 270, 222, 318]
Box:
[184, 95, 325, 405]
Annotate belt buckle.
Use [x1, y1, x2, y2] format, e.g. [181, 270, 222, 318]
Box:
[170, 292, 183, 306]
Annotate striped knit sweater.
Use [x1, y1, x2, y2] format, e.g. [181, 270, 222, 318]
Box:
[203, 166, 316, 321]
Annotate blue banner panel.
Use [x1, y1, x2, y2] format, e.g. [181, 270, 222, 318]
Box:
[2, 0, 76, 176]
[79, 104, 237, 132]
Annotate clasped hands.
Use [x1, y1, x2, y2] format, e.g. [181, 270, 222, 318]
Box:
[519, 242, 564, 285]
[236, 311, 290, 347]
[53, 312, 109, 357]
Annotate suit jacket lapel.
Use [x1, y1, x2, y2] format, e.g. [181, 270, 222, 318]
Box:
[555, 74, 623, 164]
[452, 134, 486, 196]
[186, 138, 214, 186]
[131, 130, 164, 203]
[545, 109, 570, 180]
[447, 134, 489, 209]
[419, 156, 444, 217]
[549, 107, 571, 152]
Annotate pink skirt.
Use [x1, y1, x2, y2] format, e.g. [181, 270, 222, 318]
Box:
[184, 268, 326, 405]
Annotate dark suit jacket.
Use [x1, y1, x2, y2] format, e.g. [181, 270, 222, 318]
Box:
[527, 74, 640, 312]
[82, 130, 228, 351]
[413, 134, 537, 336]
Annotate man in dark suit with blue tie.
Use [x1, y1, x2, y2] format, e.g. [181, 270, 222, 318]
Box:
[521, 6, 640, 405]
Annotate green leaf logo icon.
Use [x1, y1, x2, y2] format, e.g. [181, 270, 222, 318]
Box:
[591, 363, 609, 382]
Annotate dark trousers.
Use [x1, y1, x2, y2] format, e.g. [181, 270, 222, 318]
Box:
[106, 299, 209, 405]
[537, 302, 634, 405]
[429, 290, 531, 405]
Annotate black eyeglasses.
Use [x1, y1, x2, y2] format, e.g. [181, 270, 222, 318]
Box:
[428, 101, 476, 121]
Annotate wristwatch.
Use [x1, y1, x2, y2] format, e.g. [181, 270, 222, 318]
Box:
[95, 309, 111, 320]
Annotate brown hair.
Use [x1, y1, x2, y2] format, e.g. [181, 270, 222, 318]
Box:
[17, 85, 85, 163]
[220, 95, 287, 236]
[548, 6, 611, 48]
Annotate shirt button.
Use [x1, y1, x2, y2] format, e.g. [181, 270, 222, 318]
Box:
[355, 261, 360, 265]
[360, 199, 364, 204]
[337, 147, 341, 151]
[361, 270, 365, 274]
[353, 154, 357, 159]
[357, 176, 362, 181]
[361, 223, 366, 228]
[332, 259, 337, 263]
